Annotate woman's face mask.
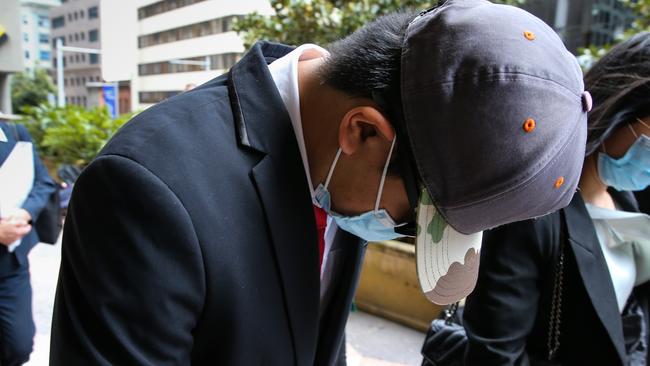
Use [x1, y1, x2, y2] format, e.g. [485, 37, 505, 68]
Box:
[598, 120, 650, 192]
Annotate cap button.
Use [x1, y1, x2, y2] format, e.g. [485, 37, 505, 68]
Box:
[524, 31, 535, 40]
[523, 118, 536, 133]
[582, 91, 593, 112]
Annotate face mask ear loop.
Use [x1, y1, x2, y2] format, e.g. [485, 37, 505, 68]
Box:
[324, 148, 342, 190]
[374, 137, 397, 213]
[636, 117, 650, 130]
[628, 123, 639, 139]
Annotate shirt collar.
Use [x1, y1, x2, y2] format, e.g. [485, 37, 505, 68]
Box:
[267, 44, 330, 203]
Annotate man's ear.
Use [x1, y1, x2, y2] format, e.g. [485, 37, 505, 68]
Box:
[338, 106, 395, 155]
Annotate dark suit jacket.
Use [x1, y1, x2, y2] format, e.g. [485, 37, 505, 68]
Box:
[463, 191, 650, 366]
[51, 42, 365, 366]
[0, 122, 56, 270]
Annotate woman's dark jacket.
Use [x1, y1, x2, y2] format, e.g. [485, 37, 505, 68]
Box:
[463, 191, 650, 365]
[0, 122, 56, 271]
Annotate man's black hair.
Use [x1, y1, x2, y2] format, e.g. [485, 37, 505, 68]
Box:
[319, 10, 418, 120]
[320, 10, 421, 193]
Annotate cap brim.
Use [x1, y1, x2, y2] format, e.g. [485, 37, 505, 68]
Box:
[415, 187, 482, 305]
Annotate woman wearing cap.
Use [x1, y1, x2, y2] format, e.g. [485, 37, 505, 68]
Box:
[454, 33, 650, 366]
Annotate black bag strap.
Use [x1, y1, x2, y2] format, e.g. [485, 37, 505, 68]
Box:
[547, 210, 567, 362]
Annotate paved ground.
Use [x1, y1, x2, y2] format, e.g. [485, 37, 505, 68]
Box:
[25, 241, 425, 366]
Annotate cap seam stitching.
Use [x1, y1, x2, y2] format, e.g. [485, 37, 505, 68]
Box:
[440, 112, 582, 212]
[408, 71, 582, 99]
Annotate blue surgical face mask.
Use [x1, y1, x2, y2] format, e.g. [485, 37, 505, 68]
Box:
[314, 138, 403, 241]
[598, 124, 650, 192]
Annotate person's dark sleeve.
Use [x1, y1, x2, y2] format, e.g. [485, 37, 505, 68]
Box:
[17, 124, 56, 221]
[50, 155, 206, 365]
[463, 217, 553, 366]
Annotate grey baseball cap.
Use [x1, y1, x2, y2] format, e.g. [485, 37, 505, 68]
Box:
[398, 0, 591, 304]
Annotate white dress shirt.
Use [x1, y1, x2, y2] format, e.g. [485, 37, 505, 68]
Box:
[586, 203, 650, 312]
[267, 44, 338, 279]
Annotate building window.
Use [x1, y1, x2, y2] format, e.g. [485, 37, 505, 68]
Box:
[139, 91, 181, 104]
[22, 15, 28, 25]
[138, 53, 241, 76]
[138, 0, 207, 20]
[81, 32, 85, 40]
[138, 15, 240, 48]
[90, 53, 99, 64]
[40, 50, 51, 61]
[24, 50, 30, 59]
[38, 15, 49, 27]
[39, 33, 49, 44]
[52, 16, 65, 28]
[68, 13, 72, 21]
[23, 33, 28, 42]
[74, 12, 78, 20]
[89, 29, 99, 42]
[68, 34, 73, 42]
[88, 6, 99, 19]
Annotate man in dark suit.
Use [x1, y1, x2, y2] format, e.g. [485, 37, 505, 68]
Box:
[51, 2, 591, 365]
[0, 112, 56, 366]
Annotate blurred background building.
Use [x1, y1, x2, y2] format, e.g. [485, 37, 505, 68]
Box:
[523, 0, 635, 52]
[50, 0, 102, 108]
[101, 0, 272, 110]
[0, 0, 24, 113]
[19, 0, 61, 73]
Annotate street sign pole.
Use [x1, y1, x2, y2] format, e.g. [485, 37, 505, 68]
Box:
[56, 38, 64, 107]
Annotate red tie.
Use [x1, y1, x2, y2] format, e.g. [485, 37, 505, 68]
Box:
[313, 205, 327, 270]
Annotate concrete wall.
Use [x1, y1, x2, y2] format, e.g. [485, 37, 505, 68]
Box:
[0, 0, 25, 112]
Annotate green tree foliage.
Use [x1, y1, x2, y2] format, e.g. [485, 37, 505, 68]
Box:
[623, 0, 650, 32]
[234, 0, 526, 48]
[20, 104, 134, 168]
[10, 68, 56, 113]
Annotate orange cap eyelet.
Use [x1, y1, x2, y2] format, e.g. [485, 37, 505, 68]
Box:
[524, 31, 535, 40]
[554, 176, 565, 189]
[523, 118, 536, 133]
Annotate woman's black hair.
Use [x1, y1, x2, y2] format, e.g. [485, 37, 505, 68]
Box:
[584, 32, 650, 156]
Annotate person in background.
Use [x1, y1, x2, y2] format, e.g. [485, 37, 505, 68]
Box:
[458, 32, 650, 366]
[0, 111, 56, 366]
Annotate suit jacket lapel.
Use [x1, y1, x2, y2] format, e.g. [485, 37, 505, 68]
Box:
[0, 123, 15, 166]
[228, 42, 321, 365]
[564, 195, 627, 363]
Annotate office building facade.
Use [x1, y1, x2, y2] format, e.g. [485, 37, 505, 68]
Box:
[50, 0, 102, 107]
[101, 0, 271, 110]
[20, 0, 61, 73]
